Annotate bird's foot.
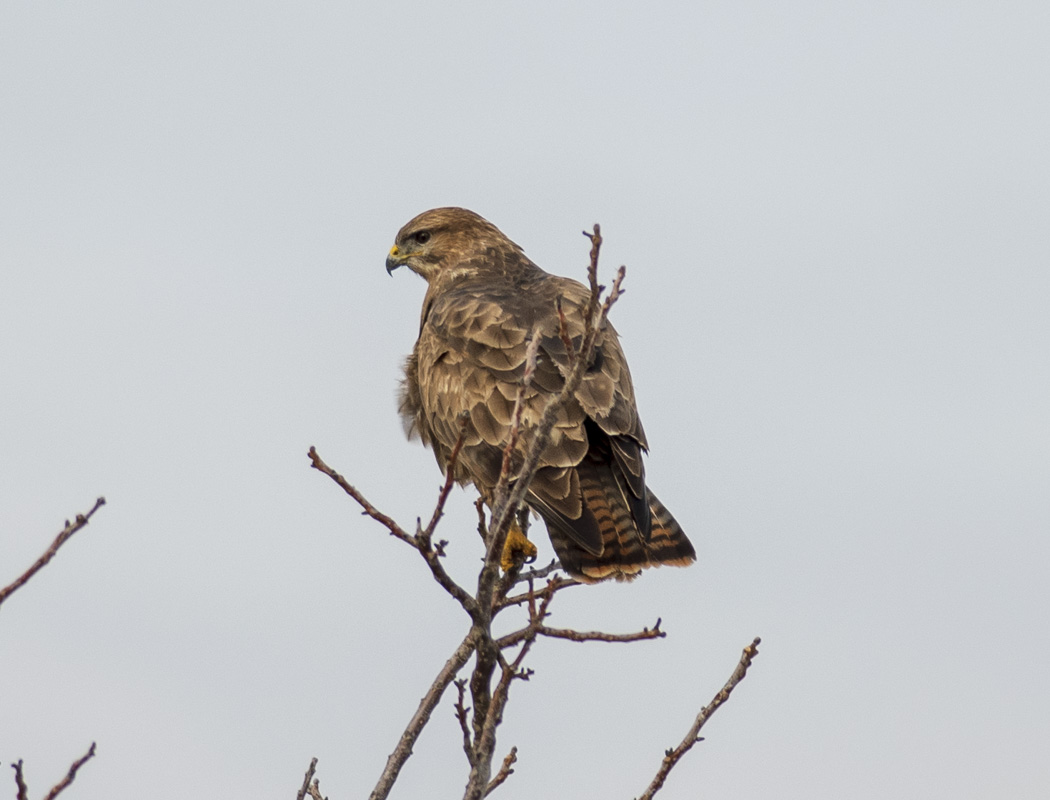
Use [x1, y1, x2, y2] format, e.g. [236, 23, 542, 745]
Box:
[501, 521, 538, 572]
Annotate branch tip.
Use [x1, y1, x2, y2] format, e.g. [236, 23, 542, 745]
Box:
[637, 637, 762, 799]
[1, 499, 107, 610]
[38, 742, 95, 800]
[296, 758, 319, 800]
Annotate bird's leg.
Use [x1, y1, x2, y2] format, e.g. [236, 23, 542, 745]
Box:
[516, 504, 531, 536]
[500, 507, 538, 572]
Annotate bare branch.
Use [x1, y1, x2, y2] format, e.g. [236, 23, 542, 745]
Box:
[466, 638, 500, 782]
[637, 638, 762, 800]
[600, 265, 627, 321]
[473, 497, 488, 542]
[0, 498, 106, 610]
[453, 679, 476, 768]
[309, 447, 415, 545]
[421, 413, 471, 539]
[11, 760, 28, 800]
[484, 747, 518, 797]
[37, 742, 96, 800]
[498, 572, 581, 610]
[554, 298, 576, 364]
[296, 759, 327, 800]
[369, 631, 478, 800]
[515, 559, 563, 582]
[580, 223, 603, 338]
[296, 758, 318, 800]
[407, 518, 477, 612]
[496, 615, 664, 650]
[309, 446, 476, 613]
[537, 619, 664, 644]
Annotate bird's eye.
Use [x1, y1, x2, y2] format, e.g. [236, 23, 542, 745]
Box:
[414, 231, 431, 245]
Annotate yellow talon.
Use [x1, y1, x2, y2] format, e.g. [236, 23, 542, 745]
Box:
[501, 521, 538, 572]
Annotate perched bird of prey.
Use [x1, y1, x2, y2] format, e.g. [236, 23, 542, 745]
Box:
[386, 207, 695, 583]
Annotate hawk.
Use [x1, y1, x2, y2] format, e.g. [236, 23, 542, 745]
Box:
[386, 207, 695, 583]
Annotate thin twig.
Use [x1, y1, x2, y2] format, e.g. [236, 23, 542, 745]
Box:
[368, 631, 478, 800]
[580, 224, 603, 338]
[309, 446, 476, 613]
[555, 298, 576, 364]
[536, 623, 664, 643]
[498, 572, 580, 609]
[11, 760, 28, 800]
[309, 448, 415, 545]
[637, 638, 762, 800]
[600, 266, 627, 320]
[422, 413, 471, 539]
[483, 746, 518, 797]
[0, 498, 106, 610]
[454, 679, 477, 768]
[296, 758, 318, 800]
[496, 617, 664, 650]
[473, 497, 488, 543]
[41, 742, 96, 800]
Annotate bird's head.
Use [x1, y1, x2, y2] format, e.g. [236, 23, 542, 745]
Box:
[385, 207, 525, 284]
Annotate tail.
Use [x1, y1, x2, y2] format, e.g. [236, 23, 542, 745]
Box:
[645, 490, 697, 569]
[542, 481, 696, 583]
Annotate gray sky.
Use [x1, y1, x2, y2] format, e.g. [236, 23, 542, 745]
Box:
[2, 2, 1048, 798]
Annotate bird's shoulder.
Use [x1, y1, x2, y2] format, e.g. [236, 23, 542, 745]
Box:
[417, 264, 577, 351]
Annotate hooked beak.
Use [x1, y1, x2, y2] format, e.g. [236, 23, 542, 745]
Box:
[386, 245, 408, 275]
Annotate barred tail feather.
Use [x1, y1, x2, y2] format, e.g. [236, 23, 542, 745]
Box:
[540, 470, 695, 583]
[644, 490, 696, 569]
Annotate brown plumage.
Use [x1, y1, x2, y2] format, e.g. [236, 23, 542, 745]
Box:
[386, 207, 695, 582]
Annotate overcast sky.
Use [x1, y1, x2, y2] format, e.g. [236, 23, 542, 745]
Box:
[2, 2, 1048, 799]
